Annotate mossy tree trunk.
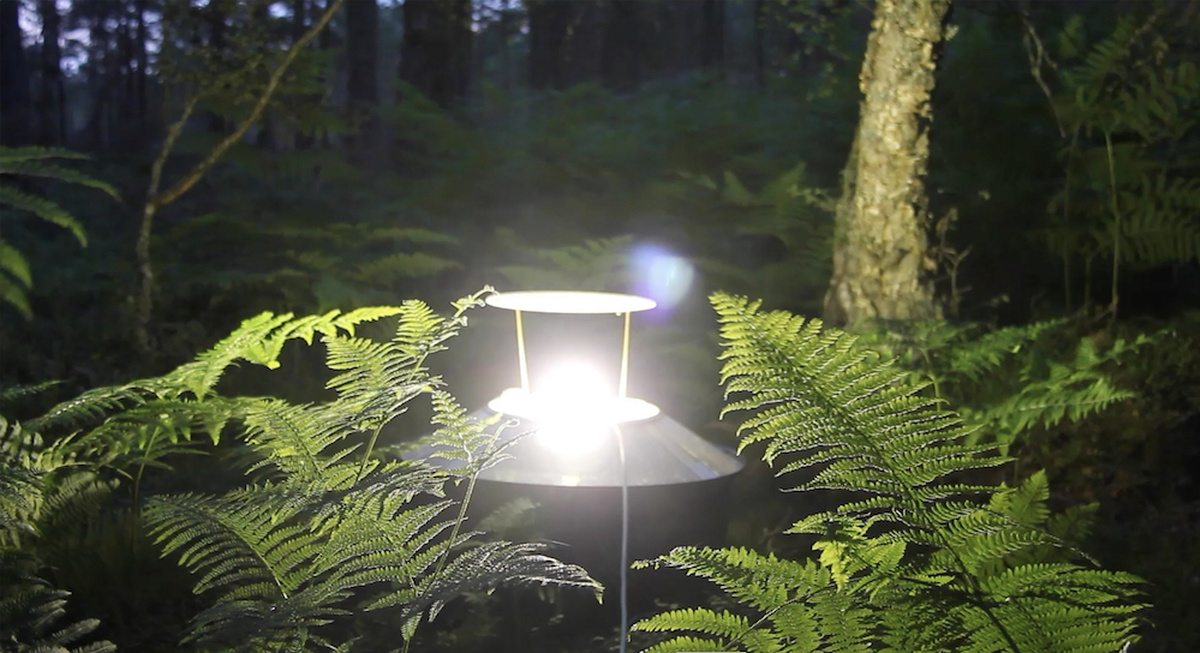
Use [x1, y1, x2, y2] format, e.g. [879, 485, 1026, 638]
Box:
[823, 0, 952, 327]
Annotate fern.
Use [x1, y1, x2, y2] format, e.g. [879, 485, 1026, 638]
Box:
[0, 584, 115, 653]
[636, 293, 1144, 653]
[1040, 14, 1200, 312]
[858, 318, 1144, 453]
[125, 290, 600, 651]
[0, 146, 119, 319]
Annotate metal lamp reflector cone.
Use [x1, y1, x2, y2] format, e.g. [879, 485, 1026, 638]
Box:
[408, 291, 744, 653]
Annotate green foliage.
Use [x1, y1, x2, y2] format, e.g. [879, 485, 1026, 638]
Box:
[0, 147, 119, 320]
[673, 163, 835, 313]
[2, 290, 600, 651]
[158, 176, 462, 315]
[1040, 11, 1200, 310]
[494, 233, 633, 291]
[636, 294, 1144, 652]
[1, 418, 116, 652]
[858, 318, 1146, 454]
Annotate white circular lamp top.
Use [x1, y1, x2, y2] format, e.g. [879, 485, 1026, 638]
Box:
[487, 388, 661, 425]
[486, 291, 656, 314]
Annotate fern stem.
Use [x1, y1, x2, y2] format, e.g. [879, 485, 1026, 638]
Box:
[1104, 131, 1122, 326]
[752, 316, 1025, 653]
[355, 422, 385, 483]
[402, 467, 482, 653]
[131, 426, 161, 516]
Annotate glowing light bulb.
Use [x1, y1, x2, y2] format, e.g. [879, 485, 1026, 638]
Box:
[538, 362, 611, 404]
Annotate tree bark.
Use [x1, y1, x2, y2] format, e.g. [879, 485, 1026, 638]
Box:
[37, 0, 67, 145]
[527, 0, 572, 90]
[700, 0, 725, 72]
[602, 0, 641, 92]
[135, 0, 149, 120]
[347, 0, 380, 157]
[753, 0, 765, 89]
[399, 0, 472, 108]
[0, 0, 33, 145]
[135, 0, 348, 354]
[822, 0, 951, 327]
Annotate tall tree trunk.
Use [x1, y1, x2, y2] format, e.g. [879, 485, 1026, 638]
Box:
[117, 11, 136, 142]
[752, 0, 765, 89]
[293, 0, 307, 41]
[527, 0, 572, 90]
[206, 3, 227, 132]
[346, 0, 380, 159]
[400, 0, 472, 108]
[37, 0, 67, 145]
[499, 0, 512, 91]
[135, 0, 148, 120]
[823, 0, 951, 327]
[0, 0, 33, 145]
[135, 0, 348, 354]
[700, 0, 725, 72]
[602, 0, 641, 92]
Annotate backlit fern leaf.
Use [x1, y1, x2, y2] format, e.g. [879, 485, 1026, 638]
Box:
[637, 294, 1144, 653]
[0, 146, 118, 319]
[714, 293, 1008, 533]
[127, 290, 596, 650]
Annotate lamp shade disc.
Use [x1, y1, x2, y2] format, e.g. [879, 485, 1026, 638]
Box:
[486, 291, 657, 314]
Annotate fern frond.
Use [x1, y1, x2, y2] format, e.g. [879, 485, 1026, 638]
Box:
[713, 293, 1009, 533]
[0, 463, 41, 538]
[0, 160, 119, 200]
[635, 608, 781, 653]
[0, 237, 32, 288]
[0, 272, 32, 319]
[0, 185, 87, 246]
[0, 584, 115, 653]
[240, 400, 357, 482]
[639, 294, 1146, 653]
[394, 539, 600, 637]
[0, 146, 91, 163]
[145, 489, 316, 602]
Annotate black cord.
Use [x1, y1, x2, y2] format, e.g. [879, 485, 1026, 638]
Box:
[616, 425, 629, 653]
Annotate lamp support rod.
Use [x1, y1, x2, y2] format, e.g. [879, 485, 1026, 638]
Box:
[619, 311, 631, 398]
[515, 310, 530, 392]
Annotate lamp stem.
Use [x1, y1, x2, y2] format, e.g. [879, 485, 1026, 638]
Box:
[616, 424, 629, 653]
[619, 311, 631, 398]
[515, 309, 530, 391]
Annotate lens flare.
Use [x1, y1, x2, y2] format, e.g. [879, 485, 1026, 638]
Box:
[631, 243, 694, 311]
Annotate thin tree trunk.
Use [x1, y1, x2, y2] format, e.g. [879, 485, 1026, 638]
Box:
[135, 0, 349, 354]
[527, 0, 572, 90]
[499, 0, 512, 92]
[822, 0, 951, 327]
[37, 0, 67, 145]
[0, 0, 33, 145]
[753, 0, 765, 89]
[700, 0, 725, 73]
[293, 0, 307, 41]
[602, 0, 641, 92]
[400, 0, 472, 107]
[136, 0, 149, 120]
[347, 0, 380, 159]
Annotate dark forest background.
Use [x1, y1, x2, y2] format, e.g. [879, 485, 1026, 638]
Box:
[2, 0, 1200, 651]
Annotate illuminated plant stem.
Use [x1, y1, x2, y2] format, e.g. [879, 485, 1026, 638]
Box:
[355, 422, 386, 483]
[402, 468, 481, 653]
[134, 0, 347, 352]
[1104, 130, 1122, 325]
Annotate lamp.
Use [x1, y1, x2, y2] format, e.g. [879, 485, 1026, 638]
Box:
[408, 290, 744, 651]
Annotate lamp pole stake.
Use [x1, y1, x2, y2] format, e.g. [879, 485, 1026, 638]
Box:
[619, 311, 631, 398]
[515, 309, 530, 391]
